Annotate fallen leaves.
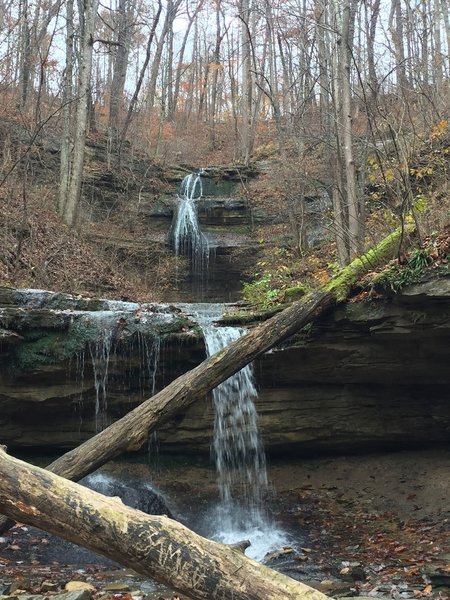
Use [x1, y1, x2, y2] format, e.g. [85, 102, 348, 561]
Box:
[286, 485, 450, 599]
[414, 583, 433, 596]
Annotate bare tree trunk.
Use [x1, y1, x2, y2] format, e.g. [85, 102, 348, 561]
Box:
[432, 0, 443, 92]
[165, 14, 175, 119]
[340, 0, 363, 258]
[58, 0, 74, 216]
[225, 28, 240, 157]
[184, 18, 199, 124]
[265, 1, 284, 157]
[63, 0, 99, 227]
[108, 0, 135, 140]
[172, 0, 204, 119]
[239, 0, 252, 164]
[118, 0, 162, 162]
[329, 3, 350, 265]
[389, 0, 408, 92]
[209, 0, 222, 149]
[147, 0, 182, 112]
[0, 448, 328, 600]
[197, 40, 211, 121]
[18, 0, 31, 108]
[366, 0, 381, 100]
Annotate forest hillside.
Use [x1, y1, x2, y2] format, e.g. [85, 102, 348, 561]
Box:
[0, 0, 449, 300]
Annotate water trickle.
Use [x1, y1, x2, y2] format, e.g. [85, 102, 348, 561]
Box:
[135, 332, 162, 470]
[74, 349, 86, 433]
[142, 334, 161, 398]
[172, 173, 209, 280]
[88, 321, 115, 432]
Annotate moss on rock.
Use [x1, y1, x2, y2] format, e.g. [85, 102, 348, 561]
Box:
[283, 285, 308, 303]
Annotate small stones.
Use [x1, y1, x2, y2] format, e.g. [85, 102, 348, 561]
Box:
[5, 579, 32, 594]
[64, 583, 96, 594]
[421, 564, 450, 587]
[338, 562, 367, 582]
[52, 591, 94, 600]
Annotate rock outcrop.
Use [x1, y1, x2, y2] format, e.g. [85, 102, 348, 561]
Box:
[1, 275, 449, 455]
[157, 274, 450, 455]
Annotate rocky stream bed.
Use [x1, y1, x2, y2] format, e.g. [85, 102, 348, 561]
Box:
[1, 449, 449, 600]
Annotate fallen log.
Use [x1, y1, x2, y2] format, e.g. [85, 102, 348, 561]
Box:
[0, 447, 328, 600]
[0, 224, 414, 536]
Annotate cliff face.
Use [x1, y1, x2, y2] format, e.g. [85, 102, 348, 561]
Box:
[155, 275, 450, 455]
[1, 275, 449, 455]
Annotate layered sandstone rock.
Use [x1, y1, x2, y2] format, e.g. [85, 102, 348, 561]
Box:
[1, 275, 449, 455]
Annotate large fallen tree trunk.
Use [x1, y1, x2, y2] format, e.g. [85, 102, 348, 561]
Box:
[0, 447, 328, 600]
[0, 224, 414, 536]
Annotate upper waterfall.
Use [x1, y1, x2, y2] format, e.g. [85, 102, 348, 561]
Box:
[171, 172, 210, 280]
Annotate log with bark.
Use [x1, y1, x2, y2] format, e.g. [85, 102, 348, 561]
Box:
[0, 447, 328, 600]
[0, 224, 414, 537]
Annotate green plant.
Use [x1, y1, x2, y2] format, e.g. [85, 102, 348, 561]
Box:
[374, 247, 432, 293]
[242, 274, 280, 310]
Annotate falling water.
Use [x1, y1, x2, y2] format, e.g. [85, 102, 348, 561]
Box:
[172, 172, 209, 279]
[71, 309, 164, 434]
[88, 320, 115, 432]
[204, 325, 268, 510]
[179, 304, 287, 560]
[137, 332, 162, 469]
[74, 349, 86, 433]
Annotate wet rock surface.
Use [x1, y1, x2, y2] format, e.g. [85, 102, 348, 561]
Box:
[158, 274, 450, 455]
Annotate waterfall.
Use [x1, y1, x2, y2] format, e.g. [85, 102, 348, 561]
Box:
[172, 172, 209, 280]
[204, 325, 268, 514]
[178, 303, 287, 561]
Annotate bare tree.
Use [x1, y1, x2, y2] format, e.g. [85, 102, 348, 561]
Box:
[171, 0, 205, 120]
[339, 0, 364, 258]
[58, 0, 74, 216]
[108, 0, 137, 142]
[61, 0, 99, 227]
[147, 0, 182, 112]
[118, 0, 163, 159]
[239, 0, 252, 164]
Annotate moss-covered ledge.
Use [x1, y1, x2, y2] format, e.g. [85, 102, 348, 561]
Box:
[0, 290, 200, 374]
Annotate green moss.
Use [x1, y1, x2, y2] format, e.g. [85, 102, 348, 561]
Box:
[325, 223, 415, 302]
[242, 274, 281, 310]
[220, 304, 286, 325]
[373, 247, 432, 293]
[13, 330, 87, 371]
[154, 316, 199, 337]
[283, 285, 308, 303]
[9, 311, 199, 373]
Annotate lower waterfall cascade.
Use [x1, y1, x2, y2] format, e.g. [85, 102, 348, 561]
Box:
[177, 303, 289, 561]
